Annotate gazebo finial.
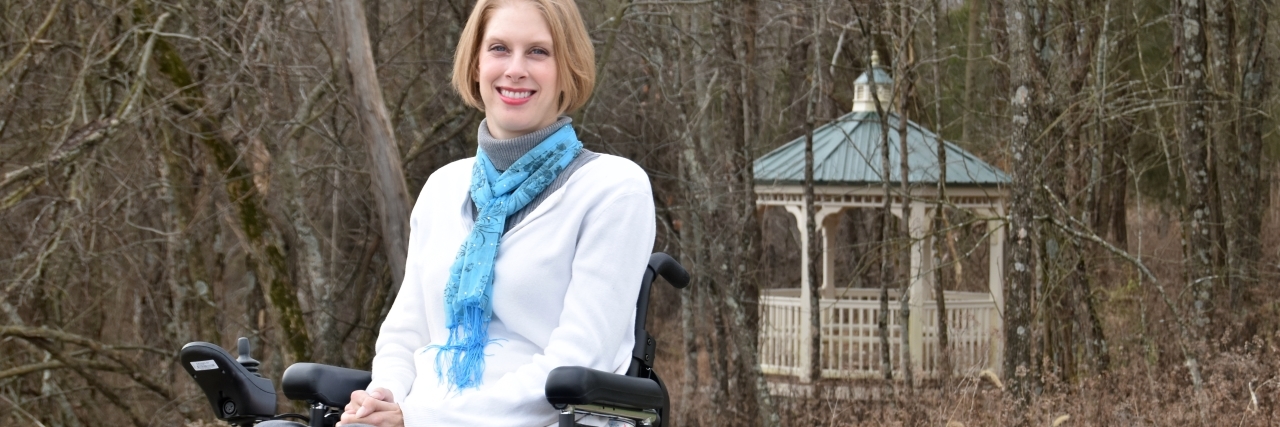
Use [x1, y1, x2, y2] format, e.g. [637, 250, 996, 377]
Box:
[871, 50, 881, 68]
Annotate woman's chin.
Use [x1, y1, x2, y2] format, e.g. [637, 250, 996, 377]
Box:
[489, 116, 551, 138]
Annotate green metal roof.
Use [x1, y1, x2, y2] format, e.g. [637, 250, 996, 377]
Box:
[854, 67, 893, 85]
[754, 111, 1010, 186]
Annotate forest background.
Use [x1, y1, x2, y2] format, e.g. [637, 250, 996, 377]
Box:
[1, 0, 1278, 425]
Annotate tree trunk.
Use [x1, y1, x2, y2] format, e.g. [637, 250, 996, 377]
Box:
[869, 45, 895, 383]
[334, 0, 413, 296]
[677, 130, 704, 427]
[895, 17, 916, 389]
[274, 128, 338, 363]
[804, 0, 824, 387]
[1001, 0, 1044, 405]
[1229, 0, 1269, 322]
[154, 123, 194, 346]
[676, 8, 717, 422]
[140, 3, 313, 363]
[930, 0, 951, 383]
[960, 0, 983, 146]
[719, 0, 777, 423]
[1201, 0, 1233, 326]
[1174, 0, 1215, 334]
[986, 0, 1009, 113]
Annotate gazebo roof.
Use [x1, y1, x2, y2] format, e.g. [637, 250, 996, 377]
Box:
[854, 67, 893, 85]
[753, 111, 1010, 187]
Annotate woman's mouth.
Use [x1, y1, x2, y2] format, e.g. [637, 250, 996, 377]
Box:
[498, 88, 534, 105]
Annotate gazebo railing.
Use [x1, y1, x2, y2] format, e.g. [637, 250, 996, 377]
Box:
[920, 298, 999, 376]
[817, 293, 906, 379]
[759, 293, 804, 376]
[759, 288, 999, 380]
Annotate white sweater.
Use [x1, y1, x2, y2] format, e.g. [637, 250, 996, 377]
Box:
[367, 154, 656, 426]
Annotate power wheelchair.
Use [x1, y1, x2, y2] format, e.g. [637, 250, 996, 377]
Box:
[181, 252, 689, 427]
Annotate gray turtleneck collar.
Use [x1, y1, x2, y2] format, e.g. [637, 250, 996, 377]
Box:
[477, 116, 573, 171]
[466, 115, 599, 233]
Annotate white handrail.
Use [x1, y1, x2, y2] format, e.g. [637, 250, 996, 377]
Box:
[759, 290, 998, 380]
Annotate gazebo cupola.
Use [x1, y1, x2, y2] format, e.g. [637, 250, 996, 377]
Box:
[851, 51, 895, 113]
[752, 59, 1012, 383]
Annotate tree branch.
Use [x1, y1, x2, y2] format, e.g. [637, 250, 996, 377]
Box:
[0, 119, 117, 194]
[0, 0, 66, 82]
[26, 340, 149, 427]
[0, 359, 124, 382]
[0, 325, 179, 402]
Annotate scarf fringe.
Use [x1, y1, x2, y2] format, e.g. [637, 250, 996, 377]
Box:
[431, 305, 490, 391]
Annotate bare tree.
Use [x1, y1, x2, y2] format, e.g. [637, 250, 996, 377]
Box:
[804, 0, 825, 387]
[1174, 0, 1216, 335]
[1001, 0, 1046, 406]
[333, 0, 413, 297]
[1228, 0, 1271, 321]
[138, 2, 314, 364]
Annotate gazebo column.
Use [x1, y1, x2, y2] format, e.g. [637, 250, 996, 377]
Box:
[986, 207, 1006, 372]
[784, 204, 815, 382]
[907, 203, 934, 376]
[784, 203, 841, 382]
[986, 208, 1006, 313]
[819, 208, 843, 298]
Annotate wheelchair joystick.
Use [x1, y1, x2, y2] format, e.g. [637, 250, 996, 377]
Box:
[236, 337, 262, 376]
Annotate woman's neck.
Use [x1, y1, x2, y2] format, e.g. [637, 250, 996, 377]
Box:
[477, 116, 573, 171]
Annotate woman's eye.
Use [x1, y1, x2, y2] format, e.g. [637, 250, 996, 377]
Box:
[488, 44, 507, 53]
[530, 47, 550, 56]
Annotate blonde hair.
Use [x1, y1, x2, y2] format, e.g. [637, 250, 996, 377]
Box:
[451, 0, 596, 114]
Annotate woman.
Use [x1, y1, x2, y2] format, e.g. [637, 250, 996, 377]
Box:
[338, 0, 655, 426]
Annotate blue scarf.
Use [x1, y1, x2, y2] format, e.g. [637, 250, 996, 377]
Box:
[432, 125, 582, 391]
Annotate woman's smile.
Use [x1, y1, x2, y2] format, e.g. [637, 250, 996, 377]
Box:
[498, 87, 535, 104]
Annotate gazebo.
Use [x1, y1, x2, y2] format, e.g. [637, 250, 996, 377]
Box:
[754, 56, 1010, 382]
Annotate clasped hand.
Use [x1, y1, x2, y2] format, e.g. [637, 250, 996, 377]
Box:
[336, 388, 404, 427]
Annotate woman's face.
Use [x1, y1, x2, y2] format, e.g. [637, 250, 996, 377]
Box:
[477, 2, 560, 140]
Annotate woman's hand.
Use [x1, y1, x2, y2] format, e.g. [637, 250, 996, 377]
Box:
[337, 388, 403, 427]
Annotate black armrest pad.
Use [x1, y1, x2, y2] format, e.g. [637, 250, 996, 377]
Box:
[281, 363, 372, 407]
[545, 366, 664, 410]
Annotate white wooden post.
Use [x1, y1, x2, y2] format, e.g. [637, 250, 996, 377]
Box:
[907, 204, 933, 376]
[819, 208, 842, 298]
[784, 204, 813, 382]
[986, 206, 1006, 372]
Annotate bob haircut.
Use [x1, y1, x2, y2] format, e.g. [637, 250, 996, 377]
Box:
[452, 0, 596, 114]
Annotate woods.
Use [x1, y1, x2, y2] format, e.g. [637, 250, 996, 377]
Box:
[1, 0, 1278, 426]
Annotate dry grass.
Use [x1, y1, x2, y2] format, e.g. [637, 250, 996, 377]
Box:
[754, 338, 1280, 426]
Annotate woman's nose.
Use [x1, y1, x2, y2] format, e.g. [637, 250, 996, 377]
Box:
[504, 56, 528, 80]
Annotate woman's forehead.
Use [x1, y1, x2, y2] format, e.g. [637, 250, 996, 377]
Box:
[483, 4, 553, 45]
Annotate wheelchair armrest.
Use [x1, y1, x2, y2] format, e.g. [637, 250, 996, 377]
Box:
[180, 341, 277, 422]
[281, 363, 372, 408]
[545, 366, 665, 410]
